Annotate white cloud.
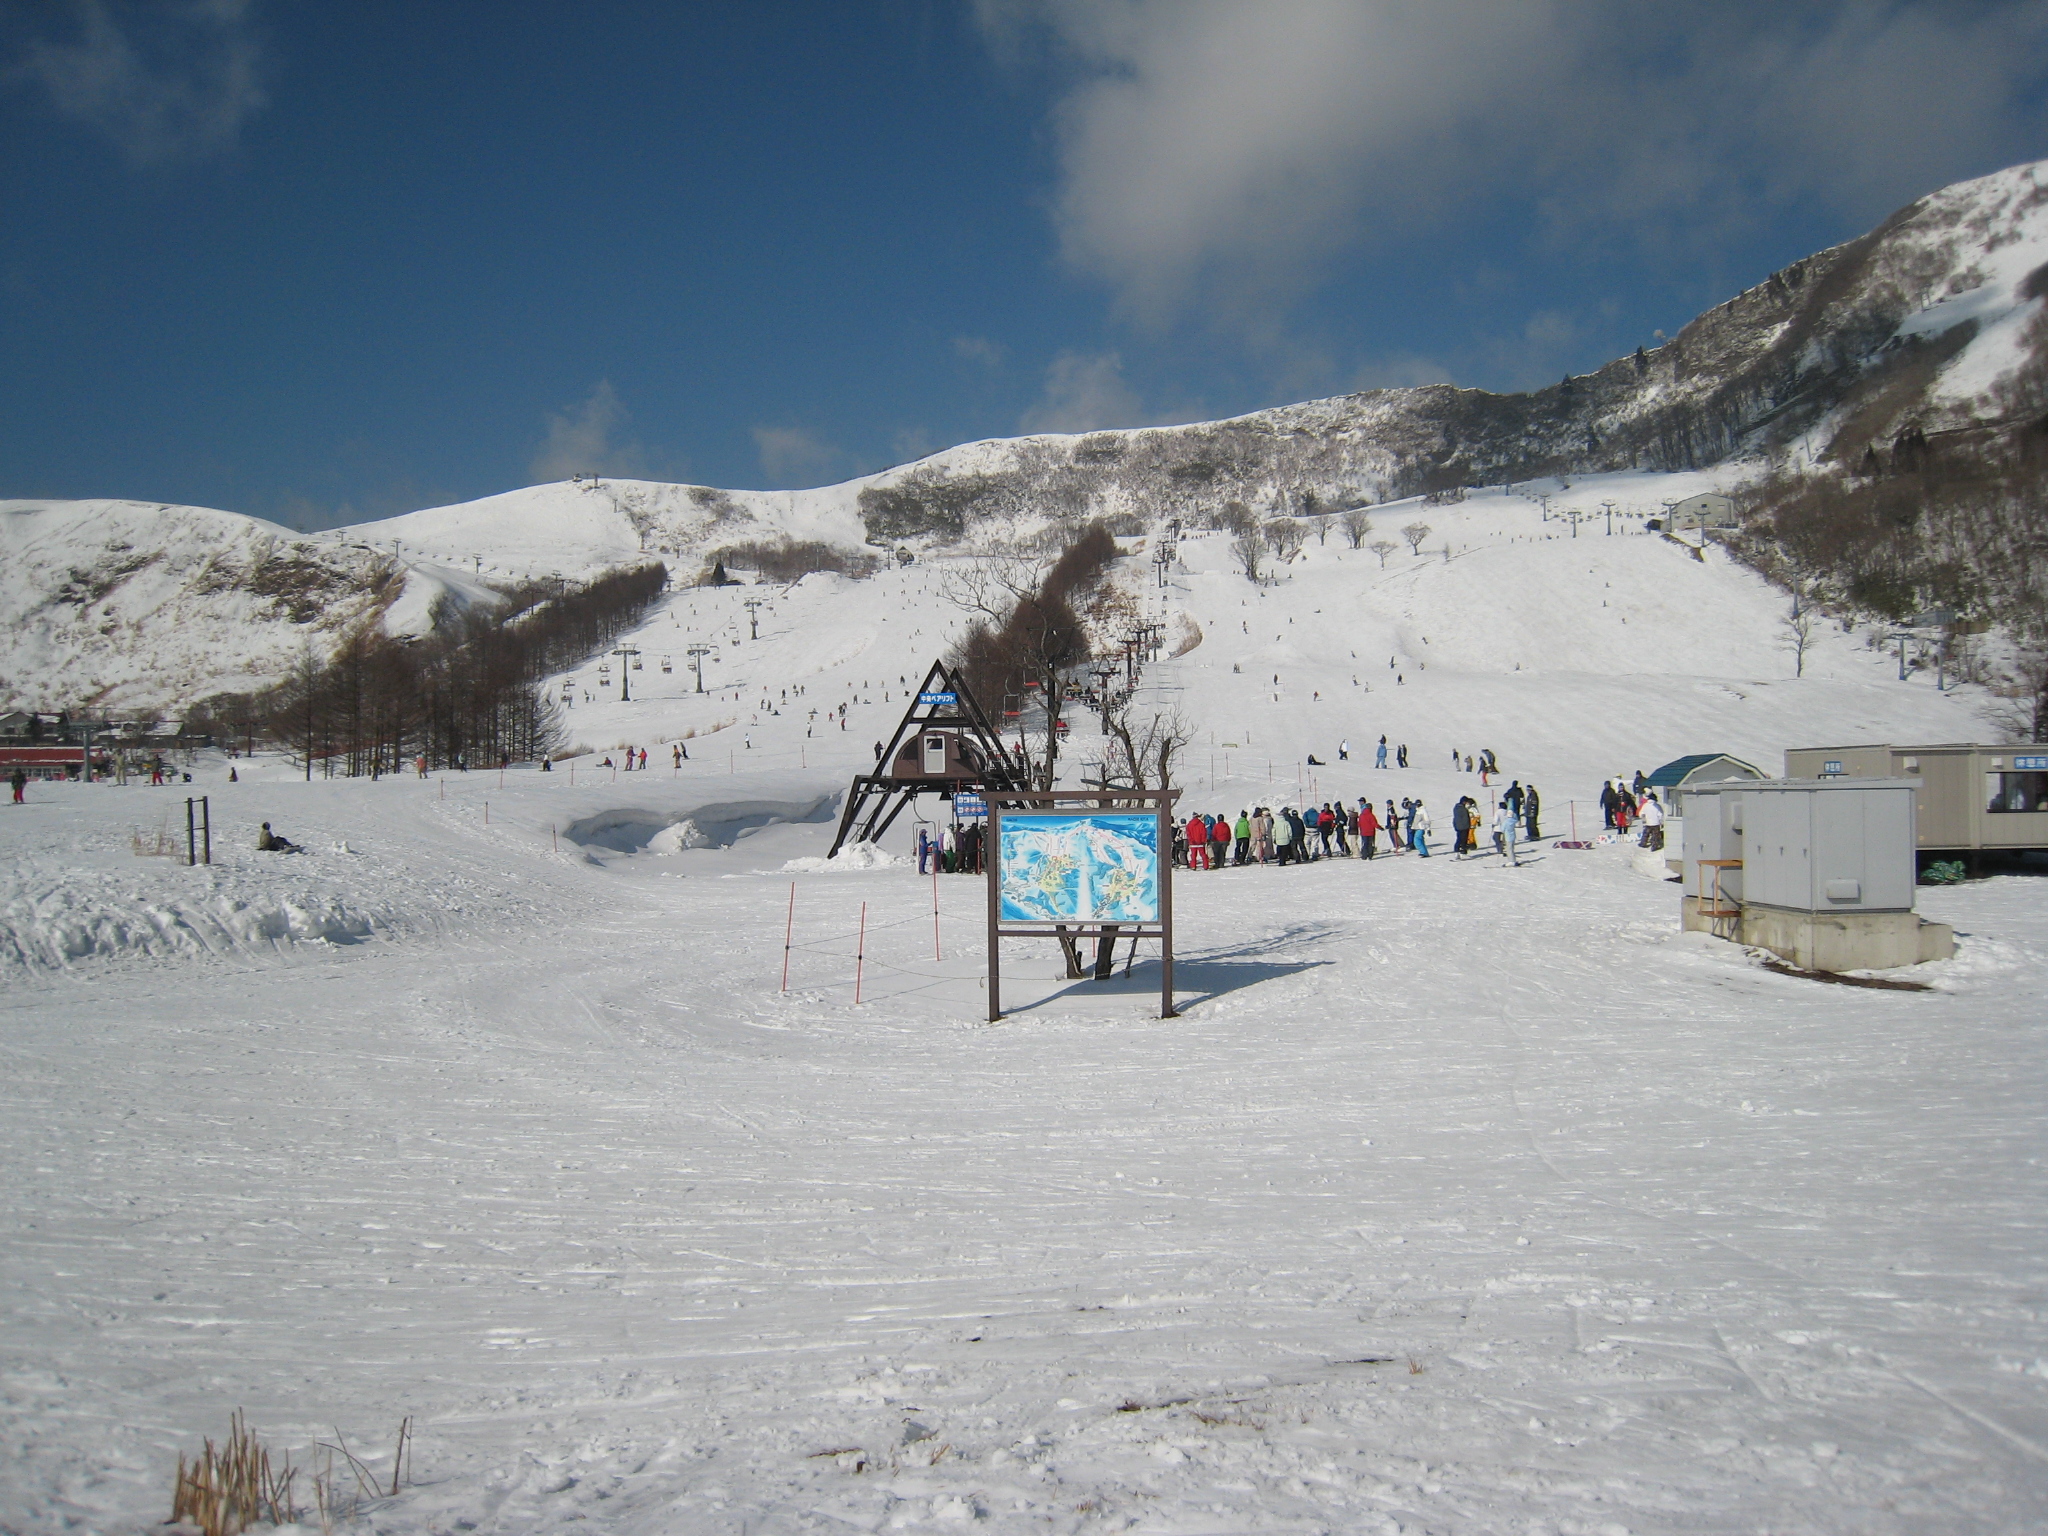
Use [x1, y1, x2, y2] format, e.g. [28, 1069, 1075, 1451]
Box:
[990, 1, 2048, 324]
[1019, 349, 1147, 434]
[530, 381, 644, 483]
[952, 335, 1007, 368]
[10, 0, 268, 164]
[752, 425, 841, 486]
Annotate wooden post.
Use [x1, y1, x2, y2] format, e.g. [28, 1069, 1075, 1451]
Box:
[986, 803, 1002, 1021]
[854, 901, 867, 1003]
[782, 882, 796, 992]
[1159, 794, 1176, 1018]
[200, 797, 211, 866]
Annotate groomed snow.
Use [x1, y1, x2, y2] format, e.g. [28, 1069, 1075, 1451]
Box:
[4, 494, 2044, 1534]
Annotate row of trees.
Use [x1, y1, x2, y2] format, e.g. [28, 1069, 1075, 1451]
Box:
[190, 563, 668, 777]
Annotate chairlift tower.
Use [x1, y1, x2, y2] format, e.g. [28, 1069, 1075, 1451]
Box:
[743, 597, 764, 640]
[686, 643, 714, 694]
[611, 643, 640, 702]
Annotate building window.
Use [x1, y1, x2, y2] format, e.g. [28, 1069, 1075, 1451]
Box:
[1986, 771, 2048, 813]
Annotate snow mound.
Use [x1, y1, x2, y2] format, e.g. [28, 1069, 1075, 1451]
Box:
[0, 856, 391, 974]
[647, 819, 712, 855]
[782, 841, 901, 873]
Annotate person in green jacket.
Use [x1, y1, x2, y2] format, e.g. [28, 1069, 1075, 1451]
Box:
[1233, 811, 1251, 866]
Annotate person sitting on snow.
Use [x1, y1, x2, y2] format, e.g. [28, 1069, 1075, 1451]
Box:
[256, 821, 302, 853]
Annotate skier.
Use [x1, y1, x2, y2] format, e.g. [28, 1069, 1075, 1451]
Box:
[1339, 739, 1350, 761]
[1273, 806, 1296, 865]
[1185, 810, 1210, 871]
[1504, 780, 1525, 821]
[1450, 797, 1471, 859]
[1375, 735, 1388, 769]
[1356, 798, 1379, 858]
[1524, 784, 1541, 841]
[1397, 743, 1408, 768]
[1410, 800, 1432, 857]
[1600, 778, 1618, 828]
[9, 767, 25, 804]
[1233, 809, 1252, 866]
[1385, 799, 1402, 850]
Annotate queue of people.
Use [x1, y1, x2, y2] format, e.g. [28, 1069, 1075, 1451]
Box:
[1172, 782, 1540, 869]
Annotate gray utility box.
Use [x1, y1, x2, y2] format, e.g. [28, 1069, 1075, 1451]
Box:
[1741, 777, 1917, 913]
[1678, 783, 1744, 903]
[1677, 777, 1953, 970]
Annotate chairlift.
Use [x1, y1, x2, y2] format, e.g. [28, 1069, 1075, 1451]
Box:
[598, 661, 611, 676]
[661, 655, 673, 673]
[633, 658, 644, 671]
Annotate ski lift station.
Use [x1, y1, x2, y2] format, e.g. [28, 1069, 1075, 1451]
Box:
[1784, 742, 2048, 861]
[1678, 776, 1954, 972]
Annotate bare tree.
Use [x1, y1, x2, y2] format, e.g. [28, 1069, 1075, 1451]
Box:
[1401, 521, 1432, 556]
[1233, 529, 1264, 583]
[1782, 600, 1816, 678]
[1264, 518, 1305, 563]
[1341, 508, 1373, 548]
[1368, 539, 1398, 569]
[1101, 700, 1194, 791]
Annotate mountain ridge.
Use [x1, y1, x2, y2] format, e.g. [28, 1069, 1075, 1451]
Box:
[8, 157, 2048, 713]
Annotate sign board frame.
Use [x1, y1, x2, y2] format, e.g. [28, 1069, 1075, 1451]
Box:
[985, 788, 1178, 1021]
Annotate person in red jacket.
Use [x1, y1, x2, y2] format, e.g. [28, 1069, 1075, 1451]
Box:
[1356, 797, 1380, 858]
[1186, 811, 1210, 870]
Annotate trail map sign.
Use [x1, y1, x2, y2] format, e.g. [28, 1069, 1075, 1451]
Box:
[997, 813, 1160, 924]
[985, 789, 1177, 1021]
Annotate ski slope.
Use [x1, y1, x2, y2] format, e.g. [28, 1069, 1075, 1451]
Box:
[3, 473, 2042, 1535]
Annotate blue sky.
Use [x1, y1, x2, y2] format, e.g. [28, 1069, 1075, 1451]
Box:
[4, 2, 2046, 529]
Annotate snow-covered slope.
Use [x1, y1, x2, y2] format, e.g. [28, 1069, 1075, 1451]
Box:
[1, 521, 2038, 1530]
[0, 499, 393, 709]
[518, 470, 1992, 811]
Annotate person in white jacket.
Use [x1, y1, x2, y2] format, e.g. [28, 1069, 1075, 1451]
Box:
[1638, 792, 1666, 851]
[1491, 800, 1520, 865]
[1410, 800, 1432, 857]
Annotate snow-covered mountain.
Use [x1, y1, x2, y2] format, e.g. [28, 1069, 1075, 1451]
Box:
[9, 158, 2048, 715]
